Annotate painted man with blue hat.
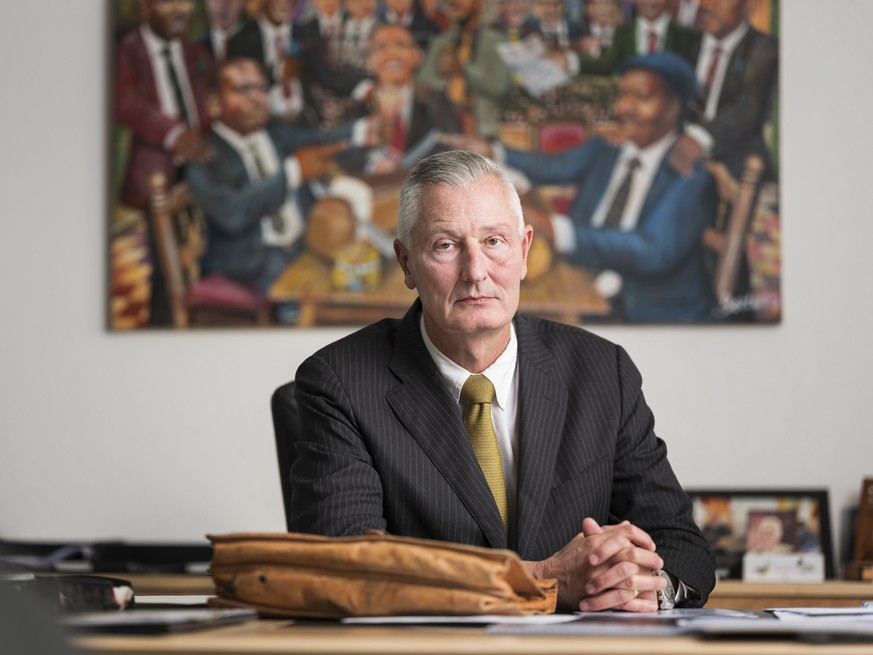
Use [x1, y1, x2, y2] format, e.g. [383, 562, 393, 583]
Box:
[460, 52, 719, 323]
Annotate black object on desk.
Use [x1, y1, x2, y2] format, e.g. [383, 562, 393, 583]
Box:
[0, 539, 213, 573]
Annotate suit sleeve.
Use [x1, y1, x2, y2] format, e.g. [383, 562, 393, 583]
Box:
[609, 345, 716, 604]
[505, 139, 603, 187]
[114, 39, 180, 146]
[288, 353, 388, 536]
[185, 158, 290, 236]
[568, 166, 717, 275]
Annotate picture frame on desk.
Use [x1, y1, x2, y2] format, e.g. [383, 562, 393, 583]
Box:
[685, 488, 834, 580]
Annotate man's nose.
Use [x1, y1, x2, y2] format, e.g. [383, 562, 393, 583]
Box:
[461, 244, 488, 281]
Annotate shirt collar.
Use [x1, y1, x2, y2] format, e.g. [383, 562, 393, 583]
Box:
[213, 121, 268, 153]
[638, 12, 671, 34]
[420, 317, 518, 410]
[620, 130, 679, 174]
[141, 23, 179, 55]
[704, 20, 749, 55]
[258, 14, 292, 40]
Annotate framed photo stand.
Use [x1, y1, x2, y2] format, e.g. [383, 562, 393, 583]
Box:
[686, 488, 833, 580]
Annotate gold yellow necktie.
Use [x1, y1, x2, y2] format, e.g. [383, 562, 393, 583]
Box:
[461, 374, 508, 530]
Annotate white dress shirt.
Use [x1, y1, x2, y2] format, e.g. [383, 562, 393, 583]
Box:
[685, 21, 750, 153]
[420, 318, 520, 536]
[140, 24, 199, 149]
[635, 13, 671, 54]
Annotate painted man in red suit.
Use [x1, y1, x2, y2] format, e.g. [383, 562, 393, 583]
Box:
[114, 0, 216, 324]
[115, 0, 216, 210]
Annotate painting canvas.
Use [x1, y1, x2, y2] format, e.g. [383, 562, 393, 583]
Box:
[108, 0, 780, 330]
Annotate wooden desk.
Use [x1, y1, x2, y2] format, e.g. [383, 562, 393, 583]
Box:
[708, 580, 873, 610]
[268, 252, 609, 327]
[122, 575, 873, 611]
[75, 577, 873, 655]
[74, 619, 873, 655]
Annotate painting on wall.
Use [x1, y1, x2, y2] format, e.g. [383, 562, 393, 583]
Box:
[108, 0, 780, 330]
[686, 489, 833, 580]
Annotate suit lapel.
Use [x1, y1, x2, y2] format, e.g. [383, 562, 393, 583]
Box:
[386, 302, 509, 548]
[577, 143, 620, 226]
[638, 157, 678, 223]
[514, 315, 567, 557]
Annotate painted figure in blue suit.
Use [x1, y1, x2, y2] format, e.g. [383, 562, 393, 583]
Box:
[464, 52, 718, 323]
[186, 58, 355, 296]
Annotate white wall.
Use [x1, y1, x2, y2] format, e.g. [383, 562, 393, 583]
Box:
[1, 1, 870, 571]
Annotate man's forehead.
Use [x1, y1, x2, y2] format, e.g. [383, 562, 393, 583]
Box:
[619, 69, 666, 91]
[373, 27, 414, 46]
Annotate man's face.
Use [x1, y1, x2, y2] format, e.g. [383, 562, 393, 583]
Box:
[314, 0, 341, 17]
[369, 26, 421, 85]
[444, 0, 482, 26]
[345, 0, 377, 20]
[143, 0, 194, 40]
[613, 69, 680, 149]
[534, 0, 564, 25]
[585, 0, 618, 27]
[395, 176, 532, 353]
[205, 0, 246, 31]
[219, 60, 270, 135]
[385, 0, 413, 15]
[634, 0, 667, 22]
[497, 0, 531, 29]
[698, 0, 747, 39]
[263, 0, 296, 24]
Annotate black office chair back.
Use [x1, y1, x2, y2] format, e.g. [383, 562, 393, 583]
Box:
[270, 380, 298, 531]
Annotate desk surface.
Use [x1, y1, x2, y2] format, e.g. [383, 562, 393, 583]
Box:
[73, 577, 873, 655]
[74, 619, 873, 655]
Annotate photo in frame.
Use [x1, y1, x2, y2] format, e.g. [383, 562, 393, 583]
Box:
[107, 0, 780, 330]
[686, 488, 834, 580]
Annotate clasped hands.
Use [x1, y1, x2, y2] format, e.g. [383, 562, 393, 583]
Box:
[525, 518, 667, 613]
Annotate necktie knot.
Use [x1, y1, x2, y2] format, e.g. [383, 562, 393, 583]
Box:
[461, 374, 494, 405]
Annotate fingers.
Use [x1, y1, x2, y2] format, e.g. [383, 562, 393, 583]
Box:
[578, 578, 662, 613]
[612, 590, 660, 614]
[586, 523, 657, 567]
[584, 559, 666, 598]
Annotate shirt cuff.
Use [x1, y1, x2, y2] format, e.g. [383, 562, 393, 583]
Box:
[351, 118, 370, 147]
[284, 156, 303, 189]
[162, 123, 186, 151]
[551, 213, 576, 255]
[684, 123, 715, 157]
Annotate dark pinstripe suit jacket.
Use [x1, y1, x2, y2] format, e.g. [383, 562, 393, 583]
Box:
[290, 300, 715, 602]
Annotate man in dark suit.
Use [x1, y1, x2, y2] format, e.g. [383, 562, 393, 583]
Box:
[289, 149, 715, 611]
[579, 0, 697, 74]
[295, 0, 370, 125]
[114, 0, 216, 325]
[203, 0, 247, 62]
[463, 52, 717, 322]
[226, 0, 306, 121]
[667, 0, 777, 317]
[336, 24, 459, 175]
[671, 0, 778, 180]
[185, 58, 352, 296]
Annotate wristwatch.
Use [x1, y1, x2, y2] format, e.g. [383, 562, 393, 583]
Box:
[654, 569, 676, 610]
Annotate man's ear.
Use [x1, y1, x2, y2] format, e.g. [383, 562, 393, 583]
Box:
[210, 93, 224, 120]
[394, 239, 416, 290]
